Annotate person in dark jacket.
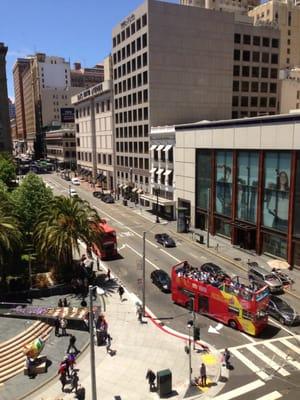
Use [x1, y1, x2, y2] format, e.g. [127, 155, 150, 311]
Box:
[118, 285, 125, 301]
[67, 334, 80, 354]
[146, 369, 156, 391]
[54, 316, 60, 336]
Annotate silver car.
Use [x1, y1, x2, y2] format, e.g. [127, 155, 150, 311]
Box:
[248, 265, 283, 293]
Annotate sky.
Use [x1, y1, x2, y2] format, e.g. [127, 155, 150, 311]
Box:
[1, 0, 178, 100]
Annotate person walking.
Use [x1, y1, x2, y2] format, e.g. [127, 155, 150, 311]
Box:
[67, 334, 79, 354]
[118, 285, 125, 301]
[106, 333, 112, 354]
[137, 305, 143, 323]
[146, 369, 156, 392]
[200, 363, 207, 387]
[60, 317, 68, 336]
[54, 316, 60, 337]
[58, 298, 63, 307]
[59, 370, 67, 392]
[71, 371, 79, 394]
[63, 297, 69, 307]
[224, 348, 231, 369]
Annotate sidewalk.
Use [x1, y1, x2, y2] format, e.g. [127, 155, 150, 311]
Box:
[27, 284, 225, 400]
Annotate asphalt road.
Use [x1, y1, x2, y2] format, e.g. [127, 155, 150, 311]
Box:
[43, 173, 300, 399]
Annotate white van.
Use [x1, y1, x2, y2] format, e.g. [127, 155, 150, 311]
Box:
[71, 177, 80, 185]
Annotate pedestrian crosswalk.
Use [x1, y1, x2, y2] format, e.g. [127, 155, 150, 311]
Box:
[215, 335, 300, 400]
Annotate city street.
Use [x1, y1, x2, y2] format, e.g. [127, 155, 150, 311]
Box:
[43, 173, 300, 399]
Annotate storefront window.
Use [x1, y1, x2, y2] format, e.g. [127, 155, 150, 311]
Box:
[293, 152, 300, 237]
[215, 218, 231, 238]
[216, 151, 232, 217]
[263, 152, 291, 232]
[196, 150, 211, 209]
[263, 232, 287, 259]
[237, 152, 258, 223]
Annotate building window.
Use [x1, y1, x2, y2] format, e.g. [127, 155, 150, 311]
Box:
[260, 82, 268, 93]
[242, 51, 250, 62]
[215, 150, 233, 217]
[263, 233, 287, 259]
[270, 83, 277, 93]
[233, 81, 239, 91]
[252, 52, 260, 62]
[260, 97, 267, 107]
[234, 33, 241, 44]
[243, 35, 251, 45]
[234, 49, 240, 61]
[251, 97, 258, 107]
[242, 66, 250, 77]
[269, 97, 276, 107]
[233, 65, 240, 76]
[241, 81, 249, 92]
[142, 33, 147, 48]
[271, 54, 278, 64]
[261, 68, 269, 78]
[131, 23, 135, 35]
[263, 152, 291, 232]
[241, 96, 248, 107]
[262, 37, 270, 47]
[232, 96, 239, 107]
[262, 53, 269, 63]
[270, 68, 278, 79]
[252, 66, 259, 78]
[253, 36, 260, 46]
[142, 13, 147, 27]
[272, 38, 279, 48]
[136, 18, 141, 31]
[237, 151, 258, 223]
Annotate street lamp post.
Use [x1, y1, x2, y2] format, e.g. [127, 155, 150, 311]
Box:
[89, 285, 97, 400]
[206, 188, 210, 248]
[156, 188, 160, 223]
[187, 320, 193, 385]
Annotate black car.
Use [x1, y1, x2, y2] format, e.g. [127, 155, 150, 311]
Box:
[200, 263, 230, 279]
[268, 295, 299, 326]
[93, 191, 104, 199]
[150, 269, 171, 293]
[102, 195, 115, 203]
[154, 233, 176, 248]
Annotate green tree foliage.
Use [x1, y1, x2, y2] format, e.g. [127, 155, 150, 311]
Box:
[34, 196, 103, 271]
[0, 155, 16, 186]
[11, 173, 53, 234]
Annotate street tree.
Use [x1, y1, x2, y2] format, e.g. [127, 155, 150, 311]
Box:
[33, 196, 103, 276]
[0, 155, 16, 187]
[11, 173, 53, 234]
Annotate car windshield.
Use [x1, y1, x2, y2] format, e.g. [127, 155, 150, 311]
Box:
[265, 274, 281, 282]
[272, 297, 293, 313]
[158, 272, 169, 283]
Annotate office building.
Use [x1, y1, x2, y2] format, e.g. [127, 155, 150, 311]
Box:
[180, 0, 260, 14]
[0, 43, 12, 153]
[175, 113, 300, 268]
[13, 58, 30, 140]
[279, 68, 300, 113]
[71, 62, 104, 88]
[45, 127, 76, 170]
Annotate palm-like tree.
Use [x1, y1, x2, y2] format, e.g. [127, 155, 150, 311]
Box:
[34, 196, 103, 271]
[0, 206, 22, 285]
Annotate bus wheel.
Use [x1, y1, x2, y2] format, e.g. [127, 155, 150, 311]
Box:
[228, 320, 237, 330]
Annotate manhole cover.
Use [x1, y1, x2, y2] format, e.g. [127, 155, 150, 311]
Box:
[234, 258, 241, 261]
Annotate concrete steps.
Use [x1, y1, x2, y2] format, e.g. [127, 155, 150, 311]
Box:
[0, 321, 52, 384]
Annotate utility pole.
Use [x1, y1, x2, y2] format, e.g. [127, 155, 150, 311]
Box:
[89, 286, 97, 400]
[142, 231, 146, 317]
[156, 188, 160, 223]
[207, 188, 210, 248]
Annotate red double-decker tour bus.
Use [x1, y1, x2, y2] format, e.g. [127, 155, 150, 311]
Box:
[171, 261, 270, 336]
[92, 220, 118, 260]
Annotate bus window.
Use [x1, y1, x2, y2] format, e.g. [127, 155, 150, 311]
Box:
[198, 296, 209, 313]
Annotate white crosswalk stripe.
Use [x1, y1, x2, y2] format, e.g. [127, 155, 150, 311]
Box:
[255, 391, 282, 400]
[280, 338, 300, 355]
[213, 379, 265, 400]
[264, 342, 300, 370]
[230, 348, 270, 381]
[247, 345, 290, 376]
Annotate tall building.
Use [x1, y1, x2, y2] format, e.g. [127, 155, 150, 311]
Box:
[180, 0, 260, 14]
[8, 98, 16, 119]
[0, 43, 12, 153]
[249, 0, 300, 70]
[13, 58, 30, 140]
[71, 62, 104, 88]
[112, 0, 280, 195]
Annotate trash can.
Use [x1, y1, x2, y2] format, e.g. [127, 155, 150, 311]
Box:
[199, 234, 204, 244]
[96, 330, 106, 346]
[157, 369, 172, 398]
[123, 199, 128, 206]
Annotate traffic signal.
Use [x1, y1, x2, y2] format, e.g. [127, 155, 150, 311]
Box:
[193, 326, 200, 341]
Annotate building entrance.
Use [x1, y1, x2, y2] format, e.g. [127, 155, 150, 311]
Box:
[235, 224, 256, 250]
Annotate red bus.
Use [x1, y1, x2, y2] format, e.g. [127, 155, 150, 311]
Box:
[92, 220, 118, 260]
[171, 261, 270, 336]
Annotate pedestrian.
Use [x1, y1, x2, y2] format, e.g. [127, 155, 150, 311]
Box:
[107, 268, 111, 281]
[54, 316, 60, 337]
[58, 298, 63, 307]
[118, 285, 125, 301]
[71, 371, 79, 394]
[60, 317, 68, 336]
[106, 333, 112, 353]
[59, 371, 67, 392]
[67, 352, 76, 371]
[60, 356, 70, 377]
[63, 297, 69, 307]
[200, 363, 207, 387]
[26, 356, 35, 379]
[224, 348, 231, 368]
[137, 305, 143, 323]
[146, 369, 156, 392]
[67, 334, 80, 354]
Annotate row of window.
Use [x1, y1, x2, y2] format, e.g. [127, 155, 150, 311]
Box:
[113, 14, 147, 47]
[233, 65, 278, 79]
[117, 170, 149, 185]
[116, 141, 149, 154]
[116, 124, 149, 138]
[233, 81, 277, 93]
[114, 71, 148, 95]
[116, 155, 149, 170]
[232, 96, 276, 108]
[113, 34, 148, 65]
[115, 89, 148, 109]
[153, 149, 173, 163]
[153, 172, 173, 187]
[115, 107, 148, 124]
[114, 53, 148, 80]
[234, 33, 279, 48]
[232, 111, 275, 119]
[52, 94, 68, 100]
[77, 151, 112, 165]
[234, 50, 278, 64]
[75, 100, 111, 119]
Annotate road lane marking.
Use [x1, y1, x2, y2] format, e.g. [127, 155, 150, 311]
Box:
[230, 348, 270, 380]
[269, 317, 296, 336]
[240, 331, 256, 344]
[126, 244, 160, 270]
[281, 338, 300, 355]
[213, 379, 265, 400]
[159, 248, 181, 263]
[264, 342, 300, 370]
[247, 345, 290, 376]
[255, 391, 282, 400]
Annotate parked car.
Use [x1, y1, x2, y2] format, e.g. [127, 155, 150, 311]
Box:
[93, 191, 104, 199]
[268, 295, 299, 325]
[150, 269, 171, 293]
[71, 177, 80, 185]
[102, 194, 115, 203]
[200, 262, 230, 279]
[248, 265, 283, 293]
[69, 188, 78, 197]
[154, 233, 176, 248]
